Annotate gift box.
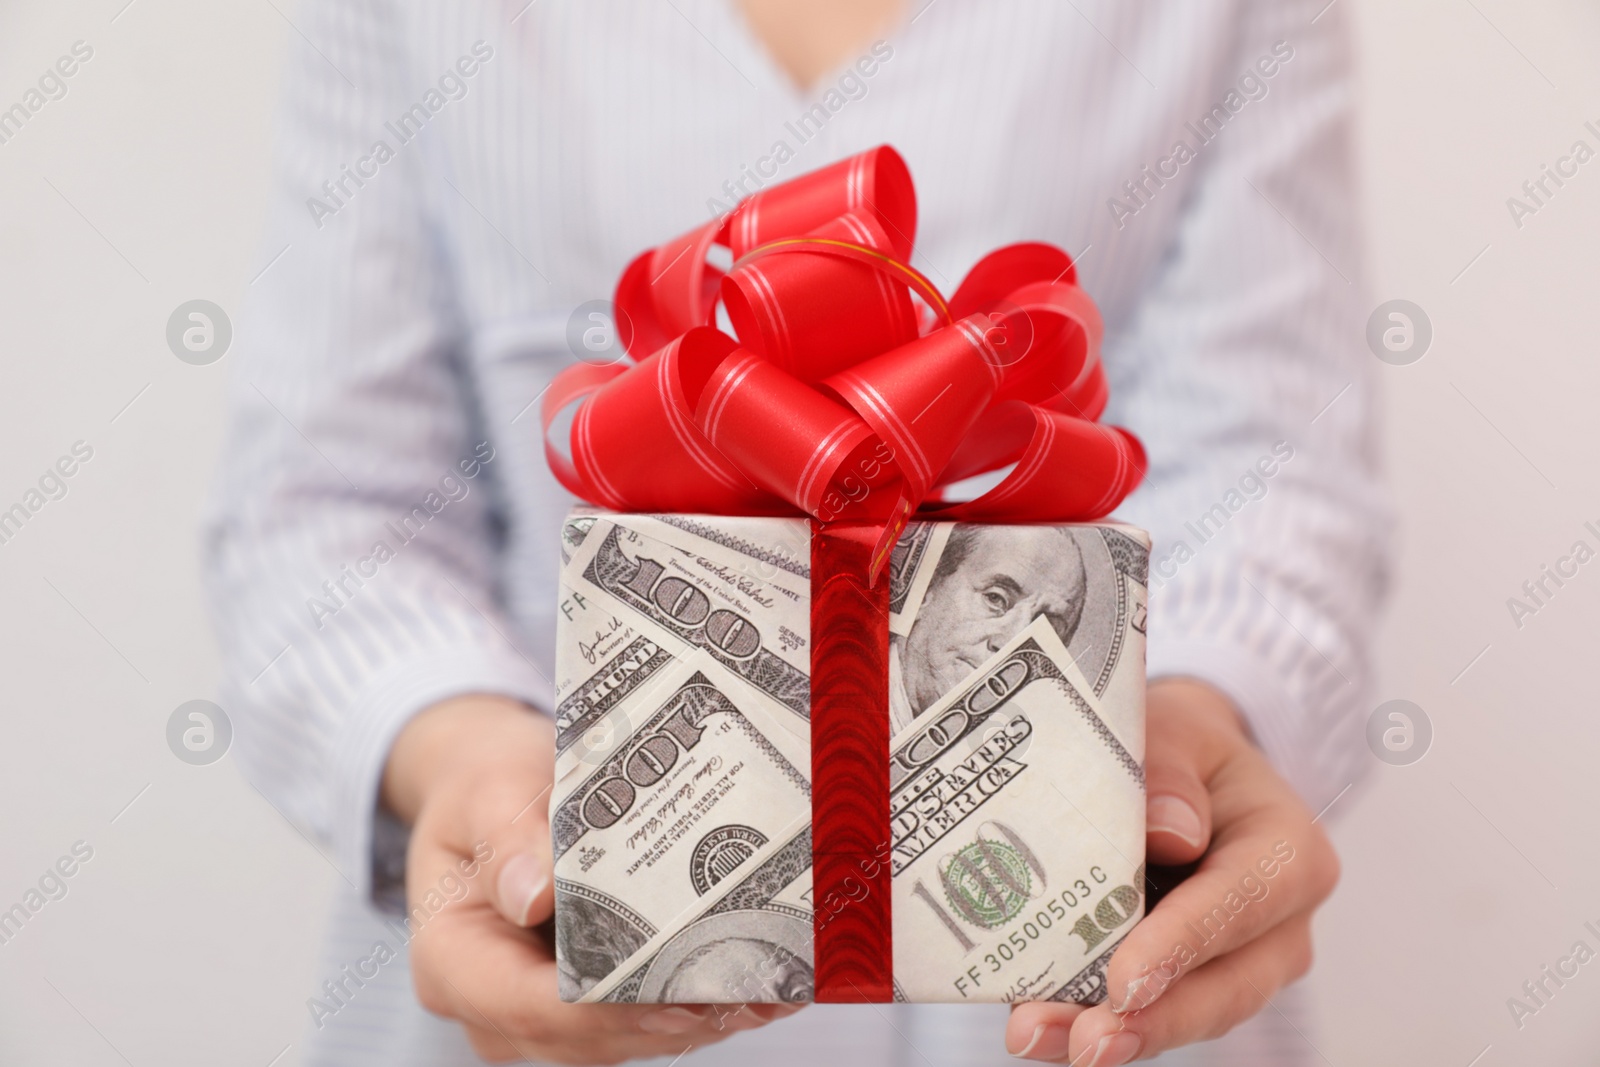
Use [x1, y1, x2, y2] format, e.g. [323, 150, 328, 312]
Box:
[542, 145, 1152, 1003]
[552, 512, 1149, 1004]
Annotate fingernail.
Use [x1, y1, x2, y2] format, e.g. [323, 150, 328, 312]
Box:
[1010, 1023, 1072, 1061]
[638, 1007, 706, 1034]
[1088, 1031, 1141, 1067]
[749, 1003, 803, 1020]
[716, 1006, 765, 1031]
[496, 852, 547, 926]
[1147, 795, 1205, 849]
[1112, 968, 1171, 1013]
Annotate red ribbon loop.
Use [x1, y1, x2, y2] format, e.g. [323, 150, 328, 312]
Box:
[728, 146, 916, 259]
[544, 144, 1146, 564]
[723, 213, 922, 383]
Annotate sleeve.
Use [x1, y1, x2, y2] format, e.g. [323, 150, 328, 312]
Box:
[1102, 0, 1393, 810]
[201, 0, 548, 906]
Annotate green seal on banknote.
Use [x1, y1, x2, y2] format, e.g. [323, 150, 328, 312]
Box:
[940, 841, 1032, 929]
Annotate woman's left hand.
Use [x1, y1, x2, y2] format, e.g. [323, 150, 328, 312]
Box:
[1005, 678, 1341, 1065]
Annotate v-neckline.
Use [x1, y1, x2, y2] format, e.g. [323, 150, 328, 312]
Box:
[713, 0, 913, 103]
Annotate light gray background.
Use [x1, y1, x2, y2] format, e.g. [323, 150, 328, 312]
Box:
[2, 1, 1597, 1063]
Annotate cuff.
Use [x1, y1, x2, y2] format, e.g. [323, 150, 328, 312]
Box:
[1146, 637, 1324, 804]
[330, 644, 552, 908]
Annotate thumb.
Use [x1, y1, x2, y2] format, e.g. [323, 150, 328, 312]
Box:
[495, 845, 554, 928]
[1144, 699, 1219, 866]
[476, 781, 557, 929]
[1146, 786, 1210, 865]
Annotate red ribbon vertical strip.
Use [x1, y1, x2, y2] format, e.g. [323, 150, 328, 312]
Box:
[809, 521, 894, 1002]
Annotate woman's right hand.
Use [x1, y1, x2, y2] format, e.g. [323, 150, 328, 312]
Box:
[382, 695, 802, 1064]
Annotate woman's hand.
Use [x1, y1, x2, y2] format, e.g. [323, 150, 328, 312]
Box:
[383, 695, 801, 1065]
[1005, 679, 1340, 1065]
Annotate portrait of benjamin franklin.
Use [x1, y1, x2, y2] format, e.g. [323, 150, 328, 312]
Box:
[891, 525, 1089, 733]
[637, 910, 815, 1004]
[661, 938, 814, 1003]
[554, 890, 652, 1001]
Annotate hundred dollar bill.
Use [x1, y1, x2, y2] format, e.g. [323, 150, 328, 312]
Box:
[886, 521, 1148, 746]
[563, 509, 812, 602]
[552, 652, 813, 1002]
[595, 827, 818, 1004]
[887, 520, 952, 630]
[887, 614, 1146, 1003]
[626, 512, 812, 597]
[560, 512, 601, 566]
[1089, 524, 1150, 741]
[555, 515, 814, 742]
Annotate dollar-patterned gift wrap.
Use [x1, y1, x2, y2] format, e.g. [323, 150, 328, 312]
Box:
[551, 510, 1149, 1004]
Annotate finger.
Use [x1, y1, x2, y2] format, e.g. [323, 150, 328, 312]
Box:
[745, 1002, 807, 1022]
[460, 1020, 525, 1065]
[412, 905, 699, 1051]
[1104, 759, 1336, 1013]
[412, 894, 778, 1057]
[413, 812, 796, 1057]
[1004, 1002, 1089, 1061]
[1062, 916, 1314, 1065]
[702, 1001, 802, 1033]
[452, 982, 672, 1065]
[707, 1004, 793, 1030]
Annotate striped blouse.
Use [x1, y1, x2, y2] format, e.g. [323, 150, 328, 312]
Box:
[202, 1, 1389, 1063]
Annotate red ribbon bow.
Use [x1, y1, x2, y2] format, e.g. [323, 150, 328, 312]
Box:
[545, 147, 1147, 1003]
[543, 146, 1146, 575]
